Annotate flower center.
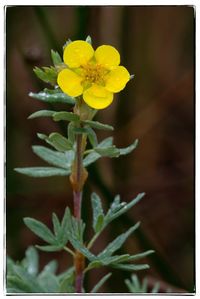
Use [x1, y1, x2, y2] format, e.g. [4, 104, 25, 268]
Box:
[81, 63, 108, 86]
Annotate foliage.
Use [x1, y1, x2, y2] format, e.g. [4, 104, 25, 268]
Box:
[9, 36, 154, 294]
[125, 274, 161, 293]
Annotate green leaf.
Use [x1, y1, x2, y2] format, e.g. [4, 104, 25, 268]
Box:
[33, 66, 57, 85]
[119, 139, 139, 156]
[32, 146, 71, 169]
[40, 260, 58, 275]
[69, 238, 95, 261]
[38, 272, 59, 293]
[105, 193, 145, 225]
[126, 250, 155, 262]
[24, 246, 39, 276]
[51, 49, 62, 65]
[86, 127, 98, 148]
[85, 35, 92, 45]
[94, 146, 120, 157]
[83, 137, 113, 167]
[59, 207, 71, 245]
[113, 263, 149, 271]
[52, 213, 61, 237]
[36, 245, 63, 252]
[83, 120, 114, 131]
[14, 167, 70, 177]
[91, 192, 104, 233]
[11, 265, 45, 292]
[28, 110, 55, 119]
[48, 133, 72, 151]
[91, 273, 112, 293]
[7, 275, 35, 293]
[29, 88, 75, 105]
[68, 122, 75, 144]
[53, 111, 80, 122]
[23, 217, 55, 244]
[59, 269, 75, 293]
[98, 222, 140, 259]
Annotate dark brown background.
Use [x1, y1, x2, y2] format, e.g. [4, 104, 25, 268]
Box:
[6, 6, 195, 293]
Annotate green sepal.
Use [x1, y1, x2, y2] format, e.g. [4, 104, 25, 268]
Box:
[33, 66, 57, 85]
[85, 35, 92, 45]
[51, 49, 62, 66]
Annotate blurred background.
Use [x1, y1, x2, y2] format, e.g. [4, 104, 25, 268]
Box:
[6, 6, 195, 293]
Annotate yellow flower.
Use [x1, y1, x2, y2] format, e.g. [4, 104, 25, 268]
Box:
[57, 40, 130, 109]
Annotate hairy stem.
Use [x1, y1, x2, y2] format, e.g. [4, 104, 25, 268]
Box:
[71, 133, 87, 293]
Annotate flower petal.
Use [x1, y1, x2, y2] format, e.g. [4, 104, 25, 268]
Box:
[105, 66, 130, 93]
[83, 85, 113, 109]
[57, 68, 83, 97]
[95, 45, 120, 70]
[63, 40, 94, 68]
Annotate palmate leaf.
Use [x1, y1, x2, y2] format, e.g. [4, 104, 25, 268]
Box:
[38, 272, 59, 293]
[29, 88, 75, 105]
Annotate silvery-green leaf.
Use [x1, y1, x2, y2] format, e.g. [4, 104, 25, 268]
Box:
[98, 222, 140, 259]
[53, 111, 80, 122]
[91, 192, 104, 233]
[48, 133, 72, 152]
[126, 250, 155, 262]
[28, 110, 55, 119]
[14, 167, 70, 177]
[38, 272, 59, 293]
[29, 89, 75, 105]
[83, 137, 113, 167]
[23, 218, 55, 244]
[24, 247, 39, 276]
[119, 139, 138, 156]
[32, 146, 70, 169]
[113, 263, 149, 271]
[91, 273, 112, 293]
[83, 120, 114, 131]
[94, 146, 120, 157]
[36, 245, 63, 252]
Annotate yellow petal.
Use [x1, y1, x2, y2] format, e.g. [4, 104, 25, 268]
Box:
[95, 45, 120, 70]
[57, 68, 83, 97]
[63, 40, 94, 68]
[83, 85, 113, 109]
[105, 66, 130, 93]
